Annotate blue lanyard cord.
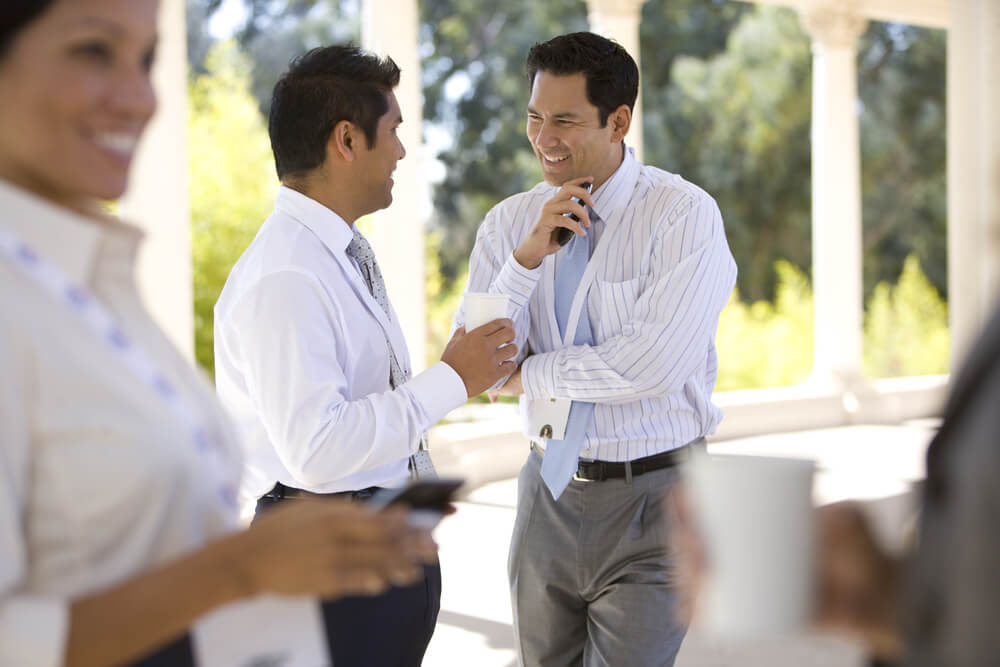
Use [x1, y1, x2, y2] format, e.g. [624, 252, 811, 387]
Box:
[0, 223, 238, 511]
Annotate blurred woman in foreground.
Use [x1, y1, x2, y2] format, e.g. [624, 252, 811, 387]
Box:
[0, 1, 436, 665]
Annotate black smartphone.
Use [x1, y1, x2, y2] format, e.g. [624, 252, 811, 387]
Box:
[370, 479, 464, 513]
[556, 181, 594, 246]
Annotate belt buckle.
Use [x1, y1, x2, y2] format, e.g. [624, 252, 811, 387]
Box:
[573, 460, 600, 482]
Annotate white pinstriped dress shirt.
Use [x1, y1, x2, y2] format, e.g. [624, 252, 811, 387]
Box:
[456, 148, 737, 462]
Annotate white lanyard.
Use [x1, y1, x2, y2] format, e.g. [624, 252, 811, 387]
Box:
[0, 223, 237, 511]
[559, 209, 625, 347]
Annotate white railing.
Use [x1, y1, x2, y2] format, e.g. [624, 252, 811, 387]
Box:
[430, 374, 949, 487]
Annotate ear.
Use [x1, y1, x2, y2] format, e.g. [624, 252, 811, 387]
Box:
[329, 120, 357, 162]
[608, 105, 632, 143]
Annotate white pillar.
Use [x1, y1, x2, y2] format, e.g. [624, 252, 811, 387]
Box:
[586, 0, 647, 162]
[800, 6, 868, 390]
[120, 0, 192, 358]
[362, 0, 428, 371]
[948, 0, 1000, 367]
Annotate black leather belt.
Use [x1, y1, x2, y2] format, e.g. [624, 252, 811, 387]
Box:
[575, 445, 691, 482]
[529, 441, 698, 482]
[263, 482, 381, 502]
[573, 446, 693, 481]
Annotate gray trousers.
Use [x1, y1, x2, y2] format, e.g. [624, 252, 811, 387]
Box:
[508, 450, 688, 667]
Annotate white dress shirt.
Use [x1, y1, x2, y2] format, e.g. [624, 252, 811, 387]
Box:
[214, 186, 467, 506]
[456, 148, 737, 462]
[0, 180, 242, 667]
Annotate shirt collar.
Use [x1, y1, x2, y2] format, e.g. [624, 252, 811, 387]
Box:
[588, 145, 641, 226]
[274, 185, 354, 254]
[0, 178, 142, 285]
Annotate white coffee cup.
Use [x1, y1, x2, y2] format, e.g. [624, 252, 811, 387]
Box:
[685, 452, 816, 639]
[463, 292, 510, 331]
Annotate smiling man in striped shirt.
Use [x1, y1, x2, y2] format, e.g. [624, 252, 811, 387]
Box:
[455, 32, 737, 666]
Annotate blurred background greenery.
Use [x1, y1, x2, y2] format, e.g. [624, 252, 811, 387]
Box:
[186, 0, 948, 389]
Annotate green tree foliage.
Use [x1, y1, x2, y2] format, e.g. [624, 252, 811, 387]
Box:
[425, 230, 465, 362]
[187, 0, 358, 113]
[863, 255, 949, 378]
[186, 0, 949, 385]
[418, 0, 589, 282]
[859, 24, 947, 299]
[646, 6, 812, 302]
[714, 254, 948, 390]
[189, 41, 278, 373]
[188, 1, 946, 301]
[716, 260, 813, 390]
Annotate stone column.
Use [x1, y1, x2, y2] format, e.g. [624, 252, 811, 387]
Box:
[948, 0, 1000, 367]
[362, 0, 428, 371]
[120, 0, 192, 358]
[800, 6, 868, 391]
[585, 0, 647, 162]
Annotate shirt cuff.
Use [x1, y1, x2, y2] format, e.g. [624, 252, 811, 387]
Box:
[0, 596, 69, 667]
[494, 254, 542, 311]
[407, 361, 468, 431]
[521, 352, 559, 400]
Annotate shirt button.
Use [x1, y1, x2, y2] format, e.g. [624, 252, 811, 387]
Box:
[582, 448, 592, 457]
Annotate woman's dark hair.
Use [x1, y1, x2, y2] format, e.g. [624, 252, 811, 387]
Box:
[268, 44, 400, 180]
[0, 1, 55, 59]
[526, 32, 639, 127]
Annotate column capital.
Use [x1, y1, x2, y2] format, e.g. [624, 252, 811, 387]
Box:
[585, 0, 647, 19]
[800, 5, 868, 49]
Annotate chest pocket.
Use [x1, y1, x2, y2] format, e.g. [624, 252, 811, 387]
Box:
[590, 276, 643, 343]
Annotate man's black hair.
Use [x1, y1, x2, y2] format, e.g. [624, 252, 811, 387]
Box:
[0, 1, 56, 58]
[268, 44, 400, 180]
[525, 32, 638, 127]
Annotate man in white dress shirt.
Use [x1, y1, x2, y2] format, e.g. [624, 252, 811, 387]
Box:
[455, 33, 737, 665]
[214, 45, 517, 667]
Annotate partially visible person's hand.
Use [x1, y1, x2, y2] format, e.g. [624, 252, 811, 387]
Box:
[815, 502, 905, 661]
[513, 177, 595, 270]
[441, 319, 518, 397]
[666, 482, 707, 626]
[236, 499, 438, 600]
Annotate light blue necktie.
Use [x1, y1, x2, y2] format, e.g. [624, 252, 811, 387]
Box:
[540, 211, 597, 500]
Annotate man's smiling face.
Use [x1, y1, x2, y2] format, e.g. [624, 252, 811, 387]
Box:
[526, 71, 621, 190]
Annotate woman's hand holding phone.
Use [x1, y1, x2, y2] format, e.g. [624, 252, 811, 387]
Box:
[370, 479, 464, 529]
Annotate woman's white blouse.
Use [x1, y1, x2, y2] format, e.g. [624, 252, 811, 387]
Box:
[0, 180, 243, 666]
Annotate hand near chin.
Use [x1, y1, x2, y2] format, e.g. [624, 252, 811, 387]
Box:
[512, 176, 595, 270]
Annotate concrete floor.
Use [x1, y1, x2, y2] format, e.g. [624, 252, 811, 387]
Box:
[422, 421, 937, 666]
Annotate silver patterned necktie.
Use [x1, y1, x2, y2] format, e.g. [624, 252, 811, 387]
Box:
[346, 228, 437, 479]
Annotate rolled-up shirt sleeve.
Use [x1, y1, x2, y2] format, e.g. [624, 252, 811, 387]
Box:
[226, 269, 467, 488]
[0, 321, 69, 667]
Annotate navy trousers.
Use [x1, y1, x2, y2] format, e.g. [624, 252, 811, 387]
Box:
[255, 494, 441, 667]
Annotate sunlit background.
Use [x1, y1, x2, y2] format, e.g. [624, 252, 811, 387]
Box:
[185, 0, 948, 389]
[120, 1, 992, 665]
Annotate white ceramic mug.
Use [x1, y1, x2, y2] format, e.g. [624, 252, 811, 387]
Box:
[463, 292, 510, 331]
[685, 452, 816, 639]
